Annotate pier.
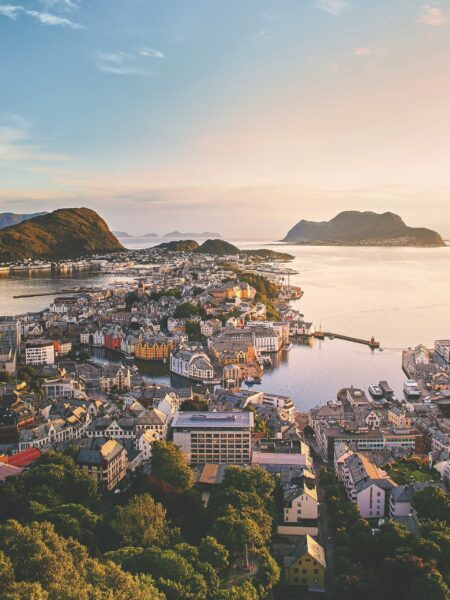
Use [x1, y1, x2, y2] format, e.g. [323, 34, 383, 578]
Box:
[315, 331, 380, 349]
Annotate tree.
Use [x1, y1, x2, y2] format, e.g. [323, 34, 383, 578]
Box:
[150, 441, 194, 490]
[0, 452, 99, 520]
[211, 513, 266, 556]
[220, 466, 275, 500]
[413, 487, 450, 523]
[174, 302, 201, 319]
[0, 370, 11, 384]
[26, 502, 101, 552]
[0, 520, 164, 600]
[180, 398, 208, 411]
[253, 548, 281, 592]
[110, 494, 168, 548]
[199, 536, 229, 571]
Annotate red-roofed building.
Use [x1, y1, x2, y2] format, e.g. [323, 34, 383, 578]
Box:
[7, 447, 42, 468]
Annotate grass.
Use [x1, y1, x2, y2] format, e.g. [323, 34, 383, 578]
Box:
[385, 456, 438, 485]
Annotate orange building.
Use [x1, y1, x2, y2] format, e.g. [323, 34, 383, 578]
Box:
[135, 335, 175, 361]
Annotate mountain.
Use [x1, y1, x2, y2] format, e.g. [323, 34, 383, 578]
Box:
[0, 212, 48, 230]
[194, 239, 240, 255]
[113, 231, 134, 238]
[143, 233, 158, 238]
[0, 208, 124, 261]
[283, 211, 445, 247]
[154, 240, 200, 252]
[164, 231, 222, 239]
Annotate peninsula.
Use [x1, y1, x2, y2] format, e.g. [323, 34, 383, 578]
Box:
[0, 208, 124, 262]
[283, 211, 445, 247]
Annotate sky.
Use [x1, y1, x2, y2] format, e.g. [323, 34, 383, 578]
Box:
[1, 0, 450, 239]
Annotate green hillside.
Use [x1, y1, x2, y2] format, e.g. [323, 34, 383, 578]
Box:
[0, 207, 124, 261]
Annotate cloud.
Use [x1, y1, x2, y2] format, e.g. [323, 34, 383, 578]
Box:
[26, 9, 82, 28]
[0, 4, 22, 19]
[95, 51, 157, 77]
[315, 0, 348, 16]
[140, 47, 165, 59]
[354, 47, 385, 56]
[39, 0, 80, 10]
[417, 5, 449, 26]
[0, 3, 82, 27]
[0, 114, 66, 163]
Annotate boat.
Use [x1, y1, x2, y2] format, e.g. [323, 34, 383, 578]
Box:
[285, 343, 294, 351]
[369, 384, 383, 399]
[403, 379, 421, 399]
[379, 380, 395, 400]
[244, 377, 262, 386]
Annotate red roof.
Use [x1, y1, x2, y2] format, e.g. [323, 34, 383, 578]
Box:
[8, 448, 42, 468]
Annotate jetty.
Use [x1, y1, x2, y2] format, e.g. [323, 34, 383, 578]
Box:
[315, 331, 380, 349]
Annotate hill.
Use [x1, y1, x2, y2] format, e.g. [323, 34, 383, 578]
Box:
[241, 248, 294, 260]
[164, 230, 222, 239]
[143, 232, 158, 237]
[283, 211, 445, 247]
[194, 239, 239, 255]
[0, 212, 48, 230]
[0, 208, 124, 261]
[154, 240, 200, 252]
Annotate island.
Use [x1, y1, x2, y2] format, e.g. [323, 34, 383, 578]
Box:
[154, 240, 200, 252]
[113, 231, 134, 238]
[0, 207, 124, 261]
[164, 231, 223, 239]
[282, 211, 445, 247]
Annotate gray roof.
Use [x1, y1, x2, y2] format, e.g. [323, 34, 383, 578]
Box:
[171, 411, 253, 429]
[391, 481, 443, 503]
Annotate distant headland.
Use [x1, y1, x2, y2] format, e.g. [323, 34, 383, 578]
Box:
[0, 208, 124, 261]
[282, 211, 445, 247]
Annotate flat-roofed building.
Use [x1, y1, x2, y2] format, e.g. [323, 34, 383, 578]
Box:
[171, 411, 253, 465]
[435, 340, 450, 363]
[25, 339, 55, 366]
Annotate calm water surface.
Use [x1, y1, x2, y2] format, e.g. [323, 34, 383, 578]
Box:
[1, 241, 449, 409]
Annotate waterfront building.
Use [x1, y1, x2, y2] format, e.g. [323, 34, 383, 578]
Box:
[99, 365, 131, 393]
[135, 334, 174, 361]
[435, 340, 450, 363]
[171, 411, 253, 465]
[25, 340, 55, 366]
[170, 350, 215, 381]
[388, 406, 414, 429]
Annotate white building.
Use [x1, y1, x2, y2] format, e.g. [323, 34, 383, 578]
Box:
[435, 340, 450, 363]
[92, 329, 105, 347]
[171, 411, 254, 465]
[25, 340, 55, 366]
[170, 350, 215, 381]
[99, 365, 131, 393]
[283, 483, 318, 522]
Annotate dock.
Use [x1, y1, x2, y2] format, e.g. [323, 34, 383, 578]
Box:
[315, 332, 380, 349]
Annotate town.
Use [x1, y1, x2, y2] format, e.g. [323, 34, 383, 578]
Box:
[0, 244, 449, 599]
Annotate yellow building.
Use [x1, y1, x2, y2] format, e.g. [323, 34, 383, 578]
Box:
[135, 336, 174, 361]
[284, 535, 326, 592]
[209, 282, 256, 301]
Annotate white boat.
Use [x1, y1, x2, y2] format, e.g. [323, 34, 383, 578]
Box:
[369, 384, 383, 399]
[403, 380, 421, 399]
[285, 343, 294, 351]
